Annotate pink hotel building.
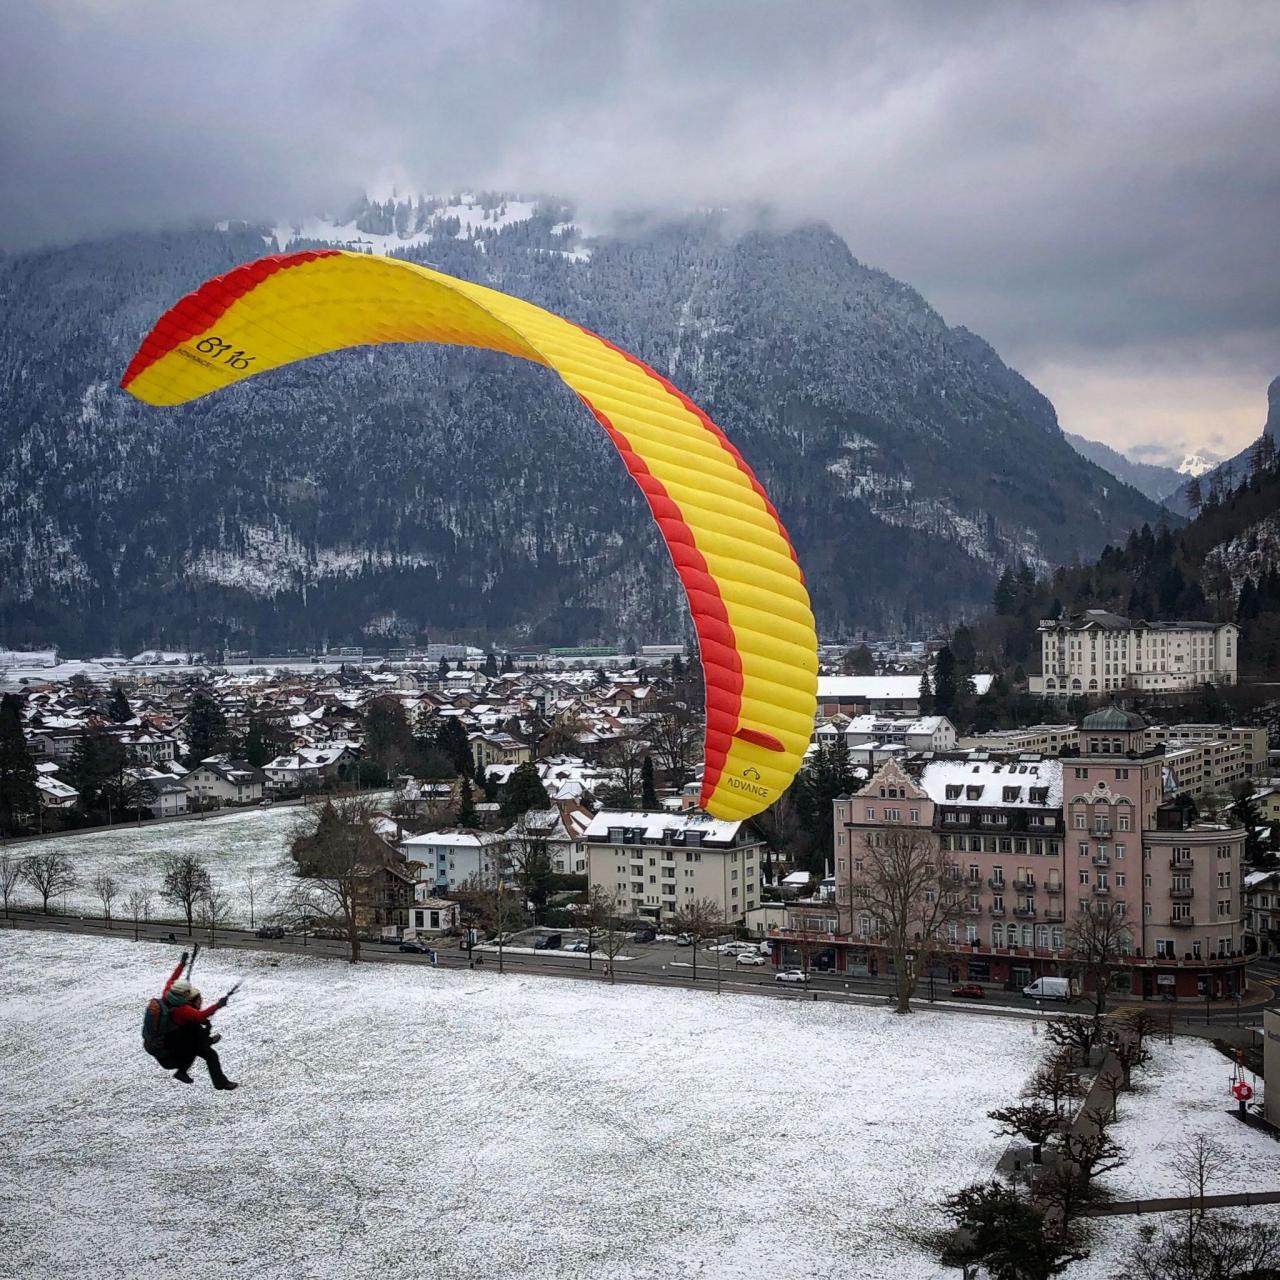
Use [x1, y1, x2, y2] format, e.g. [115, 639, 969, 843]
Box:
[814, 707, 1247, 1000]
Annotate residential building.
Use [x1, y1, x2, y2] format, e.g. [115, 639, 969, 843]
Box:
[114, 730, 178, 764]
[1246, 871, 1280, 957]
[1031, 610, 1237, 697]
[956, 725, 1081, 755]
[263, 745, 356, 792]
[818, 675, 993, 716]
[406, 893, 461, 936]
[399, 829, 510, 895]
[1143, 723, 1269, 778]
[583, 810, 764, 925]
[503, 800, 592, 876]
[470, 732, 532, 769]
[181, 758, 266, 806]
[815, 714, 957, 754]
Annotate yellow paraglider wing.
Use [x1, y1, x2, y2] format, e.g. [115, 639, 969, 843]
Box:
[121, 249, 818, 820]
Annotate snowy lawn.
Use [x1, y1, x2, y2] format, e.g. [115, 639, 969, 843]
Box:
[1097, 1035, 1280, 1201]
[8, 805, 331, 926]
[0, 932, 1042, 1280]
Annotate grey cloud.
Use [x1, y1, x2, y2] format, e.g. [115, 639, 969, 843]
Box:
[3, 0, 1278, 454]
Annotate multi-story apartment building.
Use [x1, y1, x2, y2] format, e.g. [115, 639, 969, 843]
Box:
[1143, 722, 1269, 778]
[1030, 610, 1237, 697]
[812, 707, 1248, 1000]
[583, 810, 763, 925]
[815, 714, 957, 754]
[956, 725, 1080, 755]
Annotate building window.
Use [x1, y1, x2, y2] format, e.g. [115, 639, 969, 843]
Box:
[909, 809, 920, 822]
[1079, 870, 1090, 885]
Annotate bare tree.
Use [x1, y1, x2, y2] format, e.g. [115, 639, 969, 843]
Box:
[848, 824, 964, 1013]
[592, 887, 631, 984]
[91, 870, 119, 928]
[1113, 1035, 1152, 1088]
[599, 732, 649, 800]
[0, 854, 20, 916]
[1045, 1014, 1100, 1066]
[1065, 902, 1132, 1016]
[1172, 1133, 1229, 1221]
[1128, 1008, 1160, 1049]
[161, 852, 213, 936]
[1059, 1109, 1127, 1184]
[1025, 1049, 1085, 1118]
[504, 820, 555, 922]
[19, 851, 80, 914]
[245, 869, 260, 929]
[289, 795, 390, 963]
[645, 701, 699, 787]
[1096, 1066, 1125, 1121]
[988, 1101, 1061, 1164]
[198, 884, 234, 948]
[1034, 1163, 1096, 1232]
[1118, 1213, 1280, 1280]
[671, 896, 724, 984]
[125, 888, 151, 941]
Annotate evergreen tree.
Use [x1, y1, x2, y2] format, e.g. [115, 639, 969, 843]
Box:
[500, 652, 514, 674]
[183, 687, 228, 765]
[917, 668, 934, 715]
[792, 738, 854, 874]
[500, 761, 550, 821]
[457, 775, 477, 827]
[0, 694, 39, 834]
[434, 717, 473, 776]
[363, 696, 414, 773]
[242, 712, 289, 768]
[933, 645, 958, 716]
[436, 657, 450, 682]
[992, 567, 1016, 615]
[107, 682, 131, 723]
[68, 725, 127, 815]
[640, 756, 659, 808]
[483, 652, 498, 678]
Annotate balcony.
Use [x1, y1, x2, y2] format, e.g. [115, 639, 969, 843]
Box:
[1013, 876, 1036, 891]
[1170, 916, 1196, 928]
[1170, 886, 1194, 901]
[964, 902, 983, 916]
[988, 878, 1007, 891]
[1045, 882, 1063, 895]
[1043, 910, 1066, 923]
[989, 905, 1006, 917]
[1093, 825, 1113, 837]
[1013, 906, 1037, 920]
[1170, 857, 1194, 870]
[1092, 884, 1111, 896]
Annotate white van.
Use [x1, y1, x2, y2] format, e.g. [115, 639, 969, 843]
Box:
[1023, 977, 1071, 1001]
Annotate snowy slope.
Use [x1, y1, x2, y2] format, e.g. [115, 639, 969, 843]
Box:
[0, 932, 1041, 1280]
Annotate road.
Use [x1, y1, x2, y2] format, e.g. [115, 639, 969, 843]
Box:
[13, 907, 1266, 1026]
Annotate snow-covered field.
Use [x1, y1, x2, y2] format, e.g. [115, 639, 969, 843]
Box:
[1097, 1035, 1280, 1201]
[0, 932, 1041, 1280]
[10, 807, 309, 925]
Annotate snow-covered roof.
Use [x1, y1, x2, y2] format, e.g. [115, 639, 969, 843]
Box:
[583, 810, 749, 844]
[919, 758, 1063, 808]
[819, 675, 994, 700]
[400, 829, 507, 849]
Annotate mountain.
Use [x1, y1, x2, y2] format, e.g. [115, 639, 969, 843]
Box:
[1064, 433, 1182, 504]
[1164, 377, 1280, 515]
[0, 195, 1170, 655]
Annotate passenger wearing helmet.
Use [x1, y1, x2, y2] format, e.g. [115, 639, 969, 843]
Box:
[153, 954, 238, 1090]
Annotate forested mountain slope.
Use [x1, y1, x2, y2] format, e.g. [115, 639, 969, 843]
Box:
[0, 196, 1167, 653]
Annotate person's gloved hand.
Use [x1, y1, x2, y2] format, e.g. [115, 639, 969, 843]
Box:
[180, 951, 189, 964]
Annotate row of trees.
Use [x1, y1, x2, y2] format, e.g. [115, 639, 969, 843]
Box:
[0, 849, 237, 943]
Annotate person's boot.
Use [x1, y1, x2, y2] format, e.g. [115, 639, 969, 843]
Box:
[207, 1034, 222, 1045]
[212, 1077, 239, 1091]
[173, 1070, 194, 1084]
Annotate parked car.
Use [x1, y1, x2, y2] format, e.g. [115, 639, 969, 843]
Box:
[255, 925, 285, 940]
[534, 932, 563, 951]
[1023, 977, 1072, 1001]
[565, 939, 596, 953]
[399, 940, 430, 953]
[675, 934, 695, 947]
[736, 953, 767, 967]
[258, 798, 274, 807]
[775, 969, 808, 984]
[631, 927, 657, 944]
[951, 984, 985, 999]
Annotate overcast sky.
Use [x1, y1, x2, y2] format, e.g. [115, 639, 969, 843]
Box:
[5, 0, 1278, 464]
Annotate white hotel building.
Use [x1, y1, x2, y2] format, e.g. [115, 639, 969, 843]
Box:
[1030, 611, 1237, 699]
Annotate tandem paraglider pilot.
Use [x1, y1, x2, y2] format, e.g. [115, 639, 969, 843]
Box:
[142, 949, 239, 1091]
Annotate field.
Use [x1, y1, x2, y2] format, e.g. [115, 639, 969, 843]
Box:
[0, 931, 1042, 1280]
[8, 806, 315, 925]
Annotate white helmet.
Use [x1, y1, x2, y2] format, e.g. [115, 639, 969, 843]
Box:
[165, 979, 200, 1006]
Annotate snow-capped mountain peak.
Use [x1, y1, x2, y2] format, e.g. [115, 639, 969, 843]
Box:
[1178, 452, 1219, 477]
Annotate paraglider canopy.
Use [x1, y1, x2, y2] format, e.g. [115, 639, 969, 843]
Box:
[121, 250, 818, 819]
